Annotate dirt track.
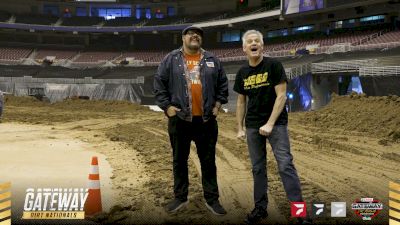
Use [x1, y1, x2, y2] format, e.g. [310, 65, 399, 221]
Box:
[1, 94, 399, 224]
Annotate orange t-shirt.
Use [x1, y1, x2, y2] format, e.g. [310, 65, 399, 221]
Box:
[184, 53, 202, 116]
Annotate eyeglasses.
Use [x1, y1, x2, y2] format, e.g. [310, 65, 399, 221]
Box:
[186, 31, 201, 37]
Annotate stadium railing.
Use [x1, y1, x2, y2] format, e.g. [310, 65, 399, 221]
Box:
[349, 42, 400, 52]
[359, 66, 400, 76]
[286, 64, 312, 80]
[311, 59, 379, 73]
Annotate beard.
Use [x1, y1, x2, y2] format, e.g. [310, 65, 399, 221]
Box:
[186, 43, 200, 51]
[184, 37, 201, 51]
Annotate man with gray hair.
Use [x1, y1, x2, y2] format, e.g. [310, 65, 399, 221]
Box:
[234, 30, 309, 224]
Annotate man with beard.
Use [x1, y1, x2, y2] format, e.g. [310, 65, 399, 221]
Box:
[234, 30, 311, 224]
[154, 26, 228, 215]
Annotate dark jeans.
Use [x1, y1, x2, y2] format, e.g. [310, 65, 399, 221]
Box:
[168, 116, 219, 204]
[246, 125, 303, 210]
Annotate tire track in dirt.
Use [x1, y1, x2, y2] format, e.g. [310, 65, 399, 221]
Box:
[288, 124, 396, 223]
[217, 129, 329, 221]
[144, 126, 288, 224]
[215, 143, 287, 224]
[217, 126, 392, 224]
[141, 126, 222, 224]
[290, 125, 399, 181]
[217, 129, 291, 223]
[55, 118, 171, 225]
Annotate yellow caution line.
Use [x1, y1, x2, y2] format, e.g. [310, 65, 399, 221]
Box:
[390, 218, 400, 225]
[0, 219, 11, 225]
[0, 201, 11, 211]
[390, 191, 400, 201]
[0, 209, 11, 220]
[391, 200, 400, 211]
[0, 192, 11, 202]
[0, 183, 11, 192]
[390, 209, 400, 221]
[390, 181, 400, 192]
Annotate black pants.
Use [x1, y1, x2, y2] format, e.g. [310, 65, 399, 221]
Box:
[168, 116, 219, 204]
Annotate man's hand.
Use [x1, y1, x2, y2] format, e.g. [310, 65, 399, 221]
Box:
[259, 123, 273, 136]
[237, 129, 246, 139]
[166, 106, 181, 117]
[213, 101, 221, 116]
[212, 106, 219, 116]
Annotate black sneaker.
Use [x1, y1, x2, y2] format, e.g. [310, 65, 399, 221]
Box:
[205, 201, 227, 216]
[244, 207, 268, 224]
[165, 199, 189, 213]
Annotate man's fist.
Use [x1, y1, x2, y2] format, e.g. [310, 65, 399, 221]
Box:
[259, 123, 273, 136]
[166, 106, 181, 117]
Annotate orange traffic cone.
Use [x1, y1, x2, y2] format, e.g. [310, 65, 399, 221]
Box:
[84, 156, 102, 216]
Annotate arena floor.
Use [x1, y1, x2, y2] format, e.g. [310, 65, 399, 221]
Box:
[0, 94, 399, 224]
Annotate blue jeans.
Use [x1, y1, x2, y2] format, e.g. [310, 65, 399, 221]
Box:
[246, 125, 303, 210]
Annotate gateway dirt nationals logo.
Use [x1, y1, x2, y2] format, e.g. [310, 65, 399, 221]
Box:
[351, 197, 383, 220]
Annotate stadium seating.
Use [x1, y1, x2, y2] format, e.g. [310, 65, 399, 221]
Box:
[132, 51, 165, 62]
[0, 47, 32, 60]
[113, 52, 137, 64]
[0, 11, 11, 22]
[183, 12, 228, 23]
[62, 16, 105, 26]
[363, 31, 400, 44]
[73, 51, 121, 63]
[145, 17, 185, 26]
[35, 49, 78, 61]
[0, 30, 399, 67]
[103, 17, 142, 27]
[265, 32, 373, 51]
[226, 6, 267, 18]
[15, 14, 59, 25]
[210, 48, 243, 58]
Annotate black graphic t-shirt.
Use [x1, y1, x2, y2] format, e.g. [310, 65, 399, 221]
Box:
[233, 57, 288, 128]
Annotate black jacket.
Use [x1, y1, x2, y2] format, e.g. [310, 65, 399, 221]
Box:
[154, 48, 228, 121]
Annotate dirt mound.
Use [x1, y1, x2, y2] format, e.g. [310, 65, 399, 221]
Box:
[294, 93, 400, 138]
[5, 95, 46, 106]
[6, 95, 148, 112]
[4, 96, 154, 124]
[51, 98, 148, 113]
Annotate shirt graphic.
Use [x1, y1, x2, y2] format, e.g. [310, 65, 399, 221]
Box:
[243, 72, 269, 90]
[184, 53, 202, 116]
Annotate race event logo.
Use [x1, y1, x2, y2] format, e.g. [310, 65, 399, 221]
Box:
[311, 202, 325, 217]
[351, 197, 383, 220]
[23, 188, 88, 219]
[291, 202, 307, 217]
[331, 202, 346, 217]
